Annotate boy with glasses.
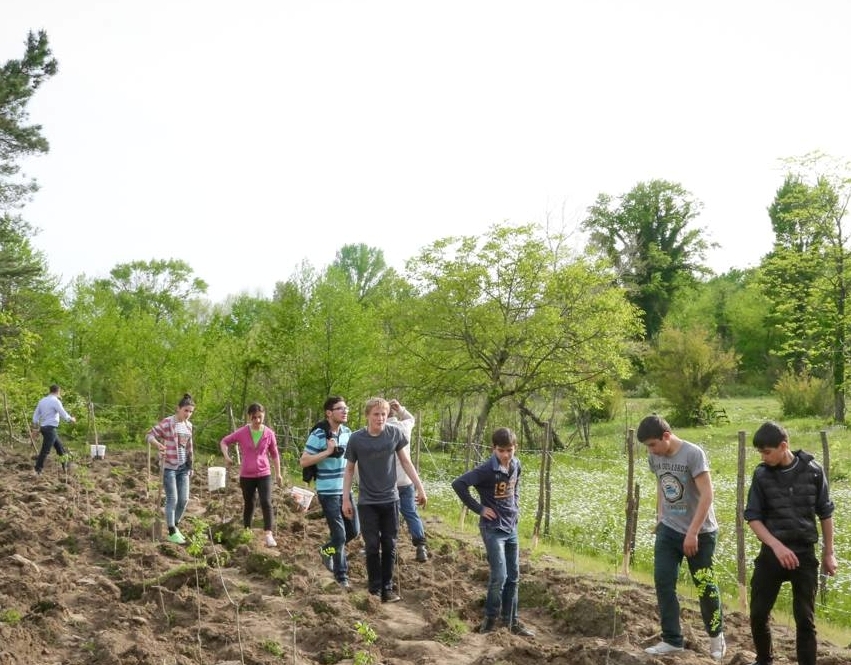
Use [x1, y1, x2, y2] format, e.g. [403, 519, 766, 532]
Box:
[300, 396, 359, 589]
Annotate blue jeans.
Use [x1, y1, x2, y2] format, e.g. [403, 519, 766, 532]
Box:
[35, 426, 67, 472]
[480, 525, 519, 623]
[163, 464, 190, 529]
[653, 523, 723, 647]
[398, 483, 426, 545]
[750, 544, 819, 665]
[360, 501, 399, 593]
[318, 492, 360, 582]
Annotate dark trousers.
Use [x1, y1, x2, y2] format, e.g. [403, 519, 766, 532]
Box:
[750, 544, 819, 665]
[653, 523, 723, 647]
[359, 501, 399, 594]
[239, 475, 274, 531]
[35, 426, 66, 472]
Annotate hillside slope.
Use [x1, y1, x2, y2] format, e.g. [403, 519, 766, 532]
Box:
[1, 444, 849, 665]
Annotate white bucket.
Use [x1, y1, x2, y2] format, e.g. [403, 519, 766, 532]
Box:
[207, 466, 226, 491]
[90, 444, 106, 459]
[290, 486, 314, 511]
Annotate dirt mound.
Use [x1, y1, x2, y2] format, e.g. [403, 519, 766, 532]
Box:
[1, 445, 848, 665]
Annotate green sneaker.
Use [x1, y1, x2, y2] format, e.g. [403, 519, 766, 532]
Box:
[167, 531, 186, 544]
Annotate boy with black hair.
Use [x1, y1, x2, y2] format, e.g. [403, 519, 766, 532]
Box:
[300, 396, 359, 589]
[637, 414, 725, 660]
[451, 427, 535, 637]
[744, 421, 837, 665]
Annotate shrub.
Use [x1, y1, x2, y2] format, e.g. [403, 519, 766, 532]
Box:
[773, 371, 832, 418]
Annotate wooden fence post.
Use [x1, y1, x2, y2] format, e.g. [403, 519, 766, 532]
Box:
[622, 428, 636, 576]
[736, 430, 748, 612]
[820, 430, 830, 483]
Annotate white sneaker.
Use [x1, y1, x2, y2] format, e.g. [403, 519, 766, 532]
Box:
[709, 633, 726, 660]
[645, 641, 684, 655]
[264, 533, 277, 547]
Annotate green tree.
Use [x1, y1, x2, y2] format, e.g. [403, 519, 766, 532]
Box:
[0, 215, 60, 374]
[645, 325, 739, 425]
[0, 30, 62, 408]
[102, 259, 208, 323]
[332, 243, 393, 303]
[582, 179, 713, 340]
[397, 223, 641, 446]
[666, 269, 774, 391]
[760, 153, 851, 422]
[0, 30, 58, 210]
[66, 261, 209, 435]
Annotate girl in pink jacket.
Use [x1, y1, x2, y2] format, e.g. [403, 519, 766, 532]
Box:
[220, 403, 283, 547]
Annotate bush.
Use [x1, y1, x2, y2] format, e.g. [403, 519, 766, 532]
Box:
[773, 371, 832, 418]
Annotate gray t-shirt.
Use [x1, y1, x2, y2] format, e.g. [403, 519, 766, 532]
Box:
[648, 440, 718, 535]
[345, 425, 408, 504]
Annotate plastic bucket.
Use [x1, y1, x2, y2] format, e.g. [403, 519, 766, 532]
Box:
[290, 486, 314, 511]
[207, 466, 226, 491]
[90, 444, 106, 459]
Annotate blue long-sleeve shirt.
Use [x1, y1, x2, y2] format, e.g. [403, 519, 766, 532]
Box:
[452, 454, 521, 532]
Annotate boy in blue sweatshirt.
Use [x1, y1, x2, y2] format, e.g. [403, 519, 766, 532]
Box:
[451, 427, 534, 637]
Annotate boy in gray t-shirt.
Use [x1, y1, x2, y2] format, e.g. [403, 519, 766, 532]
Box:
[343, 397, 427, 602]
[637, 414, 725, 661]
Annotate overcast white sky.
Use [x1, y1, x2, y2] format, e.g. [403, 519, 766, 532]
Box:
[4, 1, 851, 303]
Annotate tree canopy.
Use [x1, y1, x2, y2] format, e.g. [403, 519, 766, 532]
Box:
[582, 179, 713, 340]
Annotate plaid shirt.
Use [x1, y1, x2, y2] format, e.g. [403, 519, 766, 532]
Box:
[147, 415, 194, 470]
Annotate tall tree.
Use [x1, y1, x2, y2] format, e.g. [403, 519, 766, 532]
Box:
[582, 179, 713, 339]
[0, 30, 62, 397]
[397, 223, 641, 447]
[761, 153, 851, 422]
[100, 259, 208, 323]
[332, 243, 391, 303]
[0, 30, 58, 210]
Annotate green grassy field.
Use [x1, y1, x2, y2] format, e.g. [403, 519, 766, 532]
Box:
[416, 396, 851, 632]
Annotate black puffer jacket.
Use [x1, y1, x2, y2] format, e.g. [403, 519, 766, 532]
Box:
[744, 450, 834, 549]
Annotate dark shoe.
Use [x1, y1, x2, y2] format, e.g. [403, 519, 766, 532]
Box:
[381, 590, 401, 603]
[509, 622, 535, 637]
[319, 545, 335, 572]
[415, 544, 429, 562]
[479, 617, 496, 633]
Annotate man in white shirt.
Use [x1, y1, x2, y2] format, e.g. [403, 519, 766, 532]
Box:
[32, 384, 76, 475]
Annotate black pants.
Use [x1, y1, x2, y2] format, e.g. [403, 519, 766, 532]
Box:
[35, 426, 66, 472]
[239, 475, 274, 531]
[750, 544, 819, 665]
[359, 501, 399, 594]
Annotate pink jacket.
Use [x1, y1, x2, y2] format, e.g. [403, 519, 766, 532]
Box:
[220, 425, 279, 478]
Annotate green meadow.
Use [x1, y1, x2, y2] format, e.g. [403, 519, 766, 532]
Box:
[416, 396, 851, 629]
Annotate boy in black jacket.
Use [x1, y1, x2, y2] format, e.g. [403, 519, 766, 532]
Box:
[744, 421, 837, 665]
